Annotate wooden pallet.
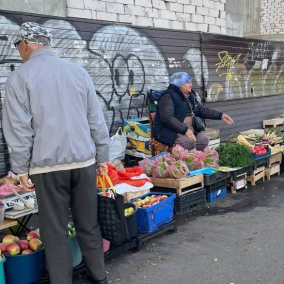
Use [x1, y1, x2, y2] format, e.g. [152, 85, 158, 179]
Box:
[229, 173, 247, 194]
[123, 189, 150, 201]
[263, 118, 284, 128]
[247, 166, 265, 186]
[265, 163, 280, 180]
[268, 151, 283, 168]
[151, 175, 204, 196]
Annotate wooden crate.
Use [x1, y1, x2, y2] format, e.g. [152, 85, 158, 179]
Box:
[247, 166, 265, 186]
[151, 175, 204, 197]
[229, 173, 247, 194]
[268, 151, 283, 167]
[208, 138, 220, 149]
[123, 189, 150, 201]
[263, 118, 284, 128]
[265, 163, 280, 180]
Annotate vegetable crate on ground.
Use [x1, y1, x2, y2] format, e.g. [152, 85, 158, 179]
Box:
[265, 163, 281, 180]
[205, 179, 227, 203]
[247, 166, 265, 186]
[151, 175, 204, 197]
[267, 151, 283, 168]
[204, 171, 230, 186]
[174, 188, 206, 214]
[130, 192, 176, 233]
[229, 166, 251, 194]
[136, 219, 177, 251]
[265, 151, 282, 180]
[104, 238, 138, 261]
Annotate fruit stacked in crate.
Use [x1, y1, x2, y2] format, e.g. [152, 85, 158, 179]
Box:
[131, 192, 175, 233]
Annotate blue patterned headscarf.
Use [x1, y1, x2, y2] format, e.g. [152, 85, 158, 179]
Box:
[169, 72, 192, 88]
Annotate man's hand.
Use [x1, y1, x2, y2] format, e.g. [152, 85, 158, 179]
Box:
[185, 129, 196, 141]
[222, 114, 234, 125]
[97, 163, 108, 175]
[20, 174, 35, 191]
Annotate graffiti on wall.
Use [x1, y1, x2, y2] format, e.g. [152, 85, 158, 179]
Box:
[206, 41, 284, 102]
[0, 13, 284, 130]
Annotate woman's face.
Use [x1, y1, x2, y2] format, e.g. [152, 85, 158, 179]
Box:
[180, 81, 192, 95]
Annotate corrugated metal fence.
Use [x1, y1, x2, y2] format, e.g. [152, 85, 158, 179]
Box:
[0, 10, 284, 175]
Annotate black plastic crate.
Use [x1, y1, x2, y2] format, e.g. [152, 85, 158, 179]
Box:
[104, 238, 138, 261]
[251, 156, 269, 171]
[230, 165, 252, 179]
[137, 219, 177, 251]
[205, 179, 227, 193]
[204, 171, 230, 186]
[174, 188, 206, 214]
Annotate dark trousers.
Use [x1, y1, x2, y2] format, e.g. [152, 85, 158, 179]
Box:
[32, 165, 105, 284]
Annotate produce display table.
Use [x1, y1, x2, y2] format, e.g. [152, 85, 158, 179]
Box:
[151, 175, 204, 196]
[5, 208, 38, 236]
[0, 218, 18, 231]
[247, 166, 265, 186]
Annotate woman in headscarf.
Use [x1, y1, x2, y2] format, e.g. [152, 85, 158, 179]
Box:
[153, 72, 234, 151]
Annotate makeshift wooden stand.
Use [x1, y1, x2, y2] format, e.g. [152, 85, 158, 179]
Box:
[265, 163, 280, 180]
[247, 166, 265, 186]
[265, 151, 282, 180]
[151, 175, 204, 196]
[230, 173, 248, 194]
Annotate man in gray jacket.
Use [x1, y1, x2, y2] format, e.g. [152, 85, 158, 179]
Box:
[3, 22, 109, 284]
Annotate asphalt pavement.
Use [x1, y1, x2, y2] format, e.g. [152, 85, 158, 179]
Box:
[74, 174, 284, 284]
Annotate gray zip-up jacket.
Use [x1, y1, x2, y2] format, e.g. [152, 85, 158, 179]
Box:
[3, 49, 109, 176]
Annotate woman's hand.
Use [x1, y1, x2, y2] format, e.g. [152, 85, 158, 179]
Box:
[185, 129, 196, 141]
[222, 114, 234, 125]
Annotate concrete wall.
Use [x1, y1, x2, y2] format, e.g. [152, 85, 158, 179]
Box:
[226, 0, 243, 37]
[67, 0, 227, 34]
[0, 0, 67, 17]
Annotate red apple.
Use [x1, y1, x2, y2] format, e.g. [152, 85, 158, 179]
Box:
[22, 249, 33, 255]
[6, 243, 20, 255]
[29, 238, 42, 251]
[0, 243, 8, 253]
[3, 235, 17, 244]
[18, 240, 29, 251]
[27, 231, 40, 241]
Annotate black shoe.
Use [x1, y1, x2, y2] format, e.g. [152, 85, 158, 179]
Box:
[87, 276, 108, 284]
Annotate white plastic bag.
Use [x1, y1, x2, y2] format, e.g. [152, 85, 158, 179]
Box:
[109, 127, 127, 162]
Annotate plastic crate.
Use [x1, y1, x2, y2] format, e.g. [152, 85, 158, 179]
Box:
[206, 186, 227, 203]
[204, 171, 230, 186]
[252, 149, 271, 160]
[205, 179, 226, 193]
[230, 165, 252, 179]
[137, 219, 177, 251]
[251, 155, 269, 171]
[130, 192, 176, 233]
[174, 188, 206, 214]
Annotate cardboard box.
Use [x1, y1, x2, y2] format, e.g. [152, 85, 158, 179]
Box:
[123, 118, 151, 139]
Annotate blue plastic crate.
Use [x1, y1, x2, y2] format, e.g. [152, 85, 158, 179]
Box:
[206, 186, 227, 203]
[252, 149, 271, 160]
[130, 192, 176, 233]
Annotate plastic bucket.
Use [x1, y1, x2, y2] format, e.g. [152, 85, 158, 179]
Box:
[4, 248, 44, 284]
[68, 235, 82, 267]
[0, 255, 5, 284]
